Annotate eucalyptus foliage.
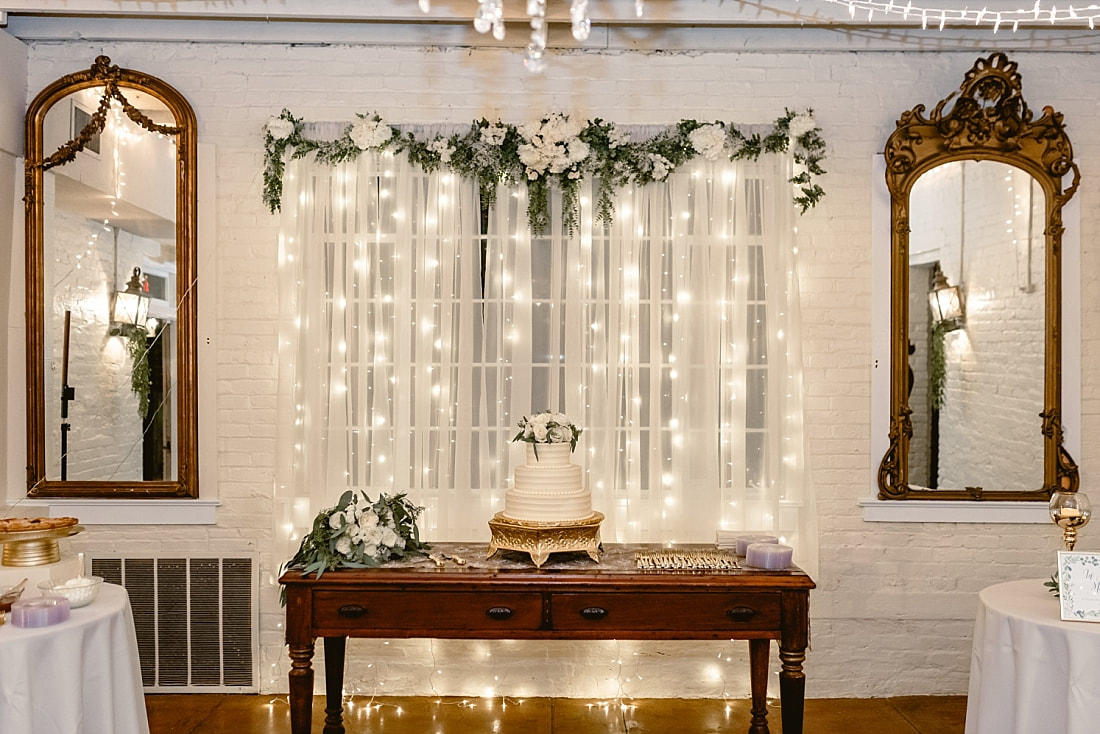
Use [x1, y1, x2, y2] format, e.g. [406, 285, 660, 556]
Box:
[283, 490, 430, 582]
[262, 109, 827, 235]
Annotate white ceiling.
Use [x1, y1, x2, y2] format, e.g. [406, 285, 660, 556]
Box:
[3, 0, 1099, 52]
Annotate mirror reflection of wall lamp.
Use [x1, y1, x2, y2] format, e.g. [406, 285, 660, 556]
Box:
[110, 266, 150, 335]
[929, 264, 965, 332]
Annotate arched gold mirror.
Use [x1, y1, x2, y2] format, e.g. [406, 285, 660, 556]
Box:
[879, 52, 1079, 501]
[25, 56, 198, 498]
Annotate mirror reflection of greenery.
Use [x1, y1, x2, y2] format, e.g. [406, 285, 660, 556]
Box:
[929, 322, 946, 412]
[125, 328, 151, 418]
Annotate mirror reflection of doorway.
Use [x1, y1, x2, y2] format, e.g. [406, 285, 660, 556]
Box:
[142, 323, 172, 480]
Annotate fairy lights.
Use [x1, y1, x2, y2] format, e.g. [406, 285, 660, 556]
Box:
[819, 0, 1100, 31]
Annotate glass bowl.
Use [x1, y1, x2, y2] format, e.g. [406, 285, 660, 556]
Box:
[0, 582, 26, 613]
[38, 576, 104, 609]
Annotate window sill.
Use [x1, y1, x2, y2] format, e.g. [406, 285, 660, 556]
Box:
[18, 498, 220, 525]
[860, 498, 1050, 523]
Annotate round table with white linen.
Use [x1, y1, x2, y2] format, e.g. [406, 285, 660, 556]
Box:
[965, 578, 1100, 734]
[0, 582, 149, 734]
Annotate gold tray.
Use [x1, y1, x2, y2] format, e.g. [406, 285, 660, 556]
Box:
[0, 525, 84, 567]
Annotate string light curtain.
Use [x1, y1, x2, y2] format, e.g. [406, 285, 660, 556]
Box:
[275, 148, 817, 576]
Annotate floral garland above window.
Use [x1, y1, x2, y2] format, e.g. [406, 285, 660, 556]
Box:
[262, 109, 826, 234]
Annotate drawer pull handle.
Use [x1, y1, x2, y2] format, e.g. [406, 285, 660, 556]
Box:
[726, 606, 756, 623]
[337, 604, 368, 618]
[580, 606, 608, 621]
[486, 606, 514, 620]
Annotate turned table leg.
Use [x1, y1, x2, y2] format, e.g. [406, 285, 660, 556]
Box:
[748, 638, 771, 734]
[323, 637, 348, 734]
[779, 647, 807, 734]
[288, 642, 315, 734]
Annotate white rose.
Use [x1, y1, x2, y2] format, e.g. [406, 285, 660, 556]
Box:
[361, 543, 379, 558]
[366, 526, 384, 545]
[547, 425, 568, 443]
[328, 511, 345, 530]
[335, 537, 353, 557]
[552, 412, 569, 425]
[380, 526, 399, 548]
[357, 510, 379, 529]
[265, 116, 294, 141]
[533, 425, 549, 442]
[648, 153, 672, 181]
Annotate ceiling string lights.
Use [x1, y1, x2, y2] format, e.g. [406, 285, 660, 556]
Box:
[418, 0, 646, 71]
[820, 0, 1100, 31]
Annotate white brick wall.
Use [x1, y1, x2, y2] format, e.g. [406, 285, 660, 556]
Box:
[4, 40, 1099, 699]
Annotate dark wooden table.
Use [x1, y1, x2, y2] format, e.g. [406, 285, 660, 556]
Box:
[280, 543, 814, 734]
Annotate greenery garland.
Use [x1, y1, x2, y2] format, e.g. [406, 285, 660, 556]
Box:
[126, 329, 151, 418]
[262, 109, 826, 234]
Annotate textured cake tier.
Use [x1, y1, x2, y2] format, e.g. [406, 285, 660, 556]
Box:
[513, 463, 583, 490]
[503, 486, 593, 522]
[523, 442, 572, 467]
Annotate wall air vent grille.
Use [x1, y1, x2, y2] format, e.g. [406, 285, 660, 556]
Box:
[89, 555, 258, 693]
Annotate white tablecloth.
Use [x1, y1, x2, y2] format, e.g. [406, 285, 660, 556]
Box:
[0, 583, 149, 734]
[965, 578, 1100, 734]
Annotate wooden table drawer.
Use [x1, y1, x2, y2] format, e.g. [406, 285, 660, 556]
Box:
[313, 590, 543, 633]
[551, 592, 780, 632]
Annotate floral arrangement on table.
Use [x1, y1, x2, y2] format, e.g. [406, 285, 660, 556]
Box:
[512, 411, 583, 454]
[283, 490, 430, 580]
[262, 108, 826, 234]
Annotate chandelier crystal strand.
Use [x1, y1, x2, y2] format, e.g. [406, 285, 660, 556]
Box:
[525, 0, 549, 73]
[820, 0, 1100, 30]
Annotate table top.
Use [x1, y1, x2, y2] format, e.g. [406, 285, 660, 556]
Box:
[279, 542, 815, 590]
[1, 581, 127, 640]
[979, 578, 1099, 632]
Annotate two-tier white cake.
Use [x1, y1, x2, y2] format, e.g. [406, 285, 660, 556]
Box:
[503, 443, 592, 523]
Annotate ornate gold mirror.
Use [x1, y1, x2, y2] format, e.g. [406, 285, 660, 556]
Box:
[879, 52, 1079, 501]
[25, 56, 198, 498]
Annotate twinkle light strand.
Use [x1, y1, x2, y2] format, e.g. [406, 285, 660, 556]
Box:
[819, 0, 1100, 31]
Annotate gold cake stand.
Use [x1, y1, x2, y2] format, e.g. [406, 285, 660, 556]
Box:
[487, 512, 603, 568]
[0, 526, 84, 567]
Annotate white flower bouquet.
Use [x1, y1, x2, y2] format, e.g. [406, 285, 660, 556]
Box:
[512, 411, 583, 453]
[284, 490, 430, 579]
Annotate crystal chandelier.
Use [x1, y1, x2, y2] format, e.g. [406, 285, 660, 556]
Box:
[419, 0, 645, 72]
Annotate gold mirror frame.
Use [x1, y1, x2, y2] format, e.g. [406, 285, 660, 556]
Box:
[879, 52, 1079, 501]
[25, 56, 198, 498]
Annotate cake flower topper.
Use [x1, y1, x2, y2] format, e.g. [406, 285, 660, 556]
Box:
[513, 411, 582, 453]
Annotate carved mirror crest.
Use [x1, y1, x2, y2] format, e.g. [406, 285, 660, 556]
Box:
[880, 52, 1079, 501]
[25, 56, 198, 498]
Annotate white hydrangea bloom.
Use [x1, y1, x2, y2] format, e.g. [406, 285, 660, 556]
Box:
[689, 124, 729, 161]
[349, 117, 393, 150]
[265, 116, 295, 141]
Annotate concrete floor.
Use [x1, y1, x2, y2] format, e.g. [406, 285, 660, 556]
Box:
[146, 694, 967, 733]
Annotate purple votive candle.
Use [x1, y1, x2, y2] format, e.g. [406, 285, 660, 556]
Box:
[745, 543, 794, 570]
[11, 596, 70, 627]
[735, 534, 779, 556]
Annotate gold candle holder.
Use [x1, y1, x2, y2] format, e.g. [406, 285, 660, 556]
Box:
[1049, 491, 1091, 551]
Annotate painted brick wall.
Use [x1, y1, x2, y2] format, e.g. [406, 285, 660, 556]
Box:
[5, 40, 1099, 699]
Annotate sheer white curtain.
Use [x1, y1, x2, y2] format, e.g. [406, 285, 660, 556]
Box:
[276, 150, 817, 575]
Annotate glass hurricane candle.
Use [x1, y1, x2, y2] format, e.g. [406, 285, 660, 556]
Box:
[1049, 491, 1091, 551]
